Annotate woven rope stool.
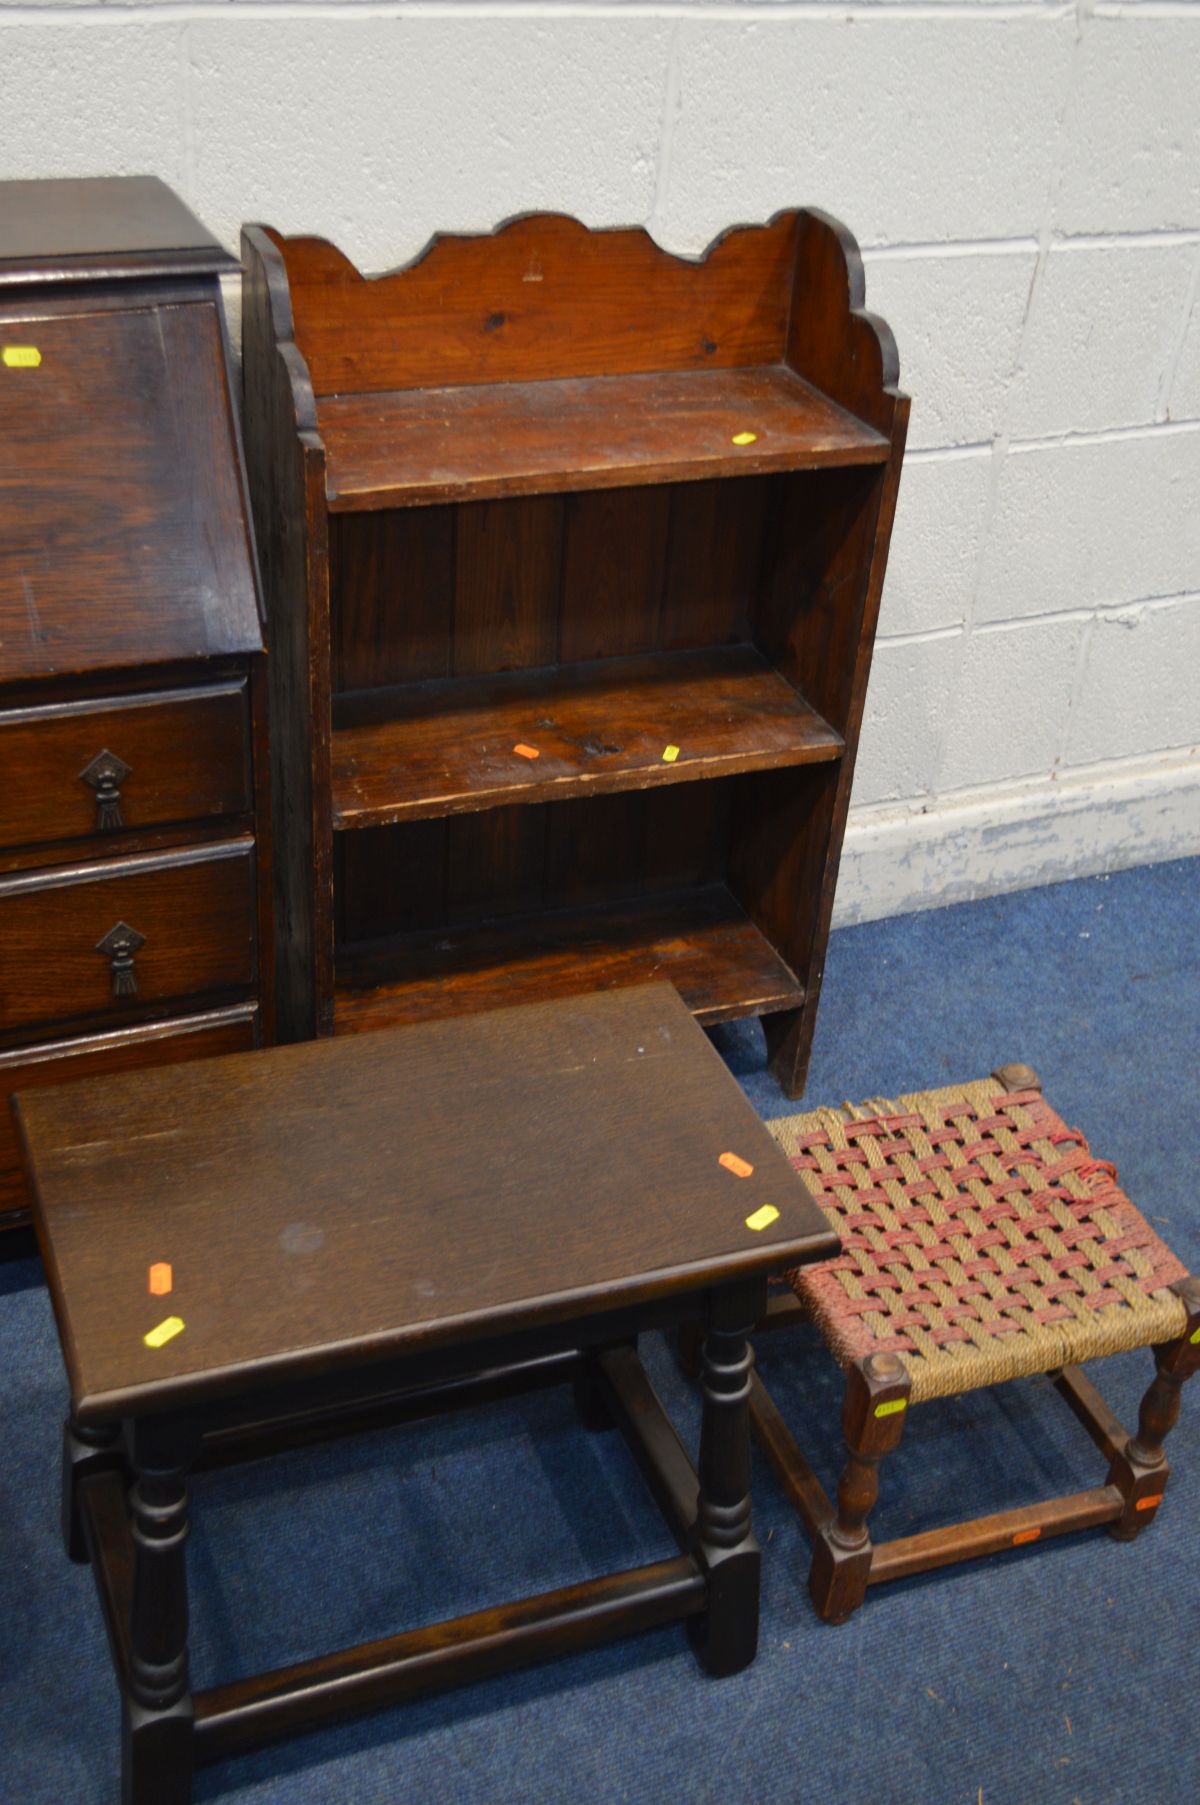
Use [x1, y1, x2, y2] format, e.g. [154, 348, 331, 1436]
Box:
[747, 1064, 1200, 1624]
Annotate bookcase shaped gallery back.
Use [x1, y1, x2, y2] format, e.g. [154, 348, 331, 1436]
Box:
[241, 207, 907, 1097]
[0, 175, 271, 1229]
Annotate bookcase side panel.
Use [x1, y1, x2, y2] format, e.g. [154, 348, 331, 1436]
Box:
[241, 226, 331, 1043]
[755, 466, 884, 737]
[785, 210, 901, 438]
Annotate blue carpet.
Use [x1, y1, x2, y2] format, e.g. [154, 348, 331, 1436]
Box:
[1, 858, 1197, 1805]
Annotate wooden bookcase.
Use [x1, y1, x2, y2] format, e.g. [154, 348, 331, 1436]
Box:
[241, 209, 908, 1096]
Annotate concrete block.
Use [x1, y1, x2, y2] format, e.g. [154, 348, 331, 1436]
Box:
[1166, 258, 1200, 424]
[839, 758, 1200, 928]
[977, 429, 1200, 622]
[0, 22, 184, 184]
[188, 16, 671, 268]
[1056, 16, 1200, 235]
[659, 15, 1074, 250]
[1065, 599, 1200, 767]
[936, 616, 1087, 793]
[865, 250, 1035, 450]
[851, 633, 963, 808]
[877, 452, 993, 640]
[1009, 243, 1196, 439]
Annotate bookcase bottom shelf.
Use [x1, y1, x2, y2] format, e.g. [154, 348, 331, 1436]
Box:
[334, 885, 804, 1034]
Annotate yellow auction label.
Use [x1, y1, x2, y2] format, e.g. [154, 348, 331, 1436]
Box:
[144, 1315, 185, 1349]
[1190, 1326, 1200, 1344]
[2, 345, 41, 368]
[731, 430, 757, 446]
[745, 1204, 780, 1232]
[874, 1398, 907, 1418]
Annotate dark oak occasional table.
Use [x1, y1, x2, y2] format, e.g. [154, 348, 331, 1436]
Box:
[18, 983, 836, 1804]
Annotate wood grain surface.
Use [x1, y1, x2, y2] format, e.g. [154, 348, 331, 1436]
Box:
[240, 225, 333, 1040]
[243, 207, 907, 1077]
[0, 176, 234, 286]
[21, 984, 831, 1420]
[268, 211, 805, 396]
[0, 300, 262, 680]
[0, 839, 256, 1038]
[0, 1005, 259, 1218]
[331, 647, 842, 828]
[0, 681, 250, 850]
[320, 366, 888, 511]
[334, 885, 804, 1031]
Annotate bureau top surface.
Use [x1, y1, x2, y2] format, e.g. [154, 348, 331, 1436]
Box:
[0, 177, 235, 285]
[19, 984, 835, 1423]
[0, 296, 262, 679]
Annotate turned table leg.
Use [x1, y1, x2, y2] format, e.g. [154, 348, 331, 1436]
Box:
[1108, 1276, 1200, 1540]
[689, 1282, 761, 1678]
[809, 1352, 911, 1624]
[122, 1421, 195, 1805]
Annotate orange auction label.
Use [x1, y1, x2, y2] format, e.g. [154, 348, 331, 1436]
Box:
[719, 1151, 754, 1178]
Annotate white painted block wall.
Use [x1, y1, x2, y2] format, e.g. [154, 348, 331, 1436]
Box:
[2, 1, 1197, 924]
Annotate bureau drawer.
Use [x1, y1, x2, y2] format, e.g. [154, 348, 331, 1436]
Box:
[0, 1004, 261, 1223]
[0, 839, 256, 1037]
[0, 681, 250, 851]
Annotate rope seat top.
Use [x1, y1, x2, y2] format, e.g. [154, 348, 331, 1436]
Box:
[768, 1079, 1189, 1404]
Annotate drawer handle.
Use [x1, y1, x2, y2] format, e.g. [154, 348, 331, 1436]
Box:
[80, 748, 132, 832]
[96, 920, 147, 998]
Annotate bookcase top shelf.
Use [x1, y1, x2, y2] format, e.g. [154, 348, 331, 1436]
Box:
[320, 365, 887, 511]
[331, 645, 844, 830]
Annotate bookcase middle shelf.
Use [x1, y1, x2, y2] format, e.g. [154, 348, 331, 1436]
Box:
[331, 644, 843, 830]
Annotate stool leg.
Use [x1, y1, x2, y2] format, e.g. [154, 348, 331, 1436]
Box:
[689, 1285, 760, 1678]
[62, 1414, 123, 1563]
[809, 1353, 911, 1624]
[1108, 1277, 1200, 1540]
[122, 1424, 194, 1805]
[991, 1063, 1042, 1094]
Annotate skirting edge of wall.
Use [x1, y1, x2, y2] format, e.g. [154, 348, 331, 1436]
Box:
[835, 752, 1200, 928]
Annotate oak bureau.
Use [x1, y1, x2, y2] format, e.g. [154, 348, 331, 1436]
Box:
[0, 176, 272, 1229]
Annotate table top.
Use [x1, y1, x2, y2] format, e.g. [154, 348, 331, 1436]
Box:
[19, 984, 835, 1424]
